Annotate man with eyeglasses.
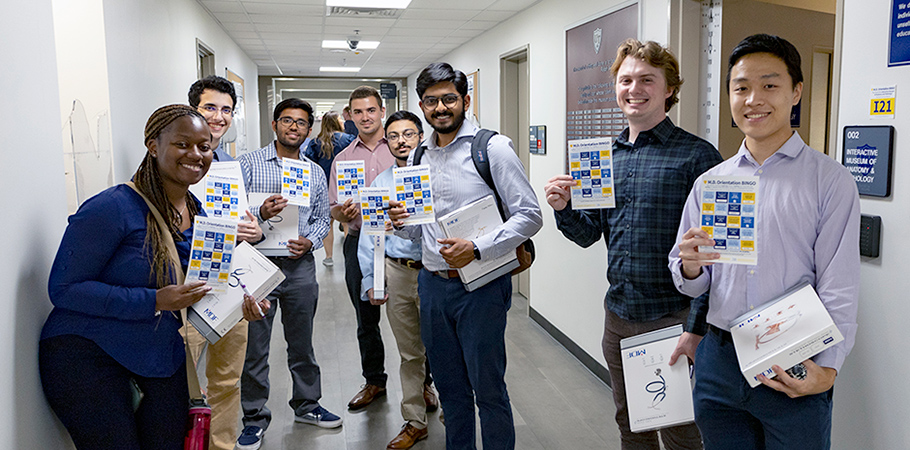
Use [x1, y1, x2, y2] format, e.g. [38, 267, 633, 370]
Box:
[356, 110, 438, 449]
[235, 99, 340, 450]
[189, 76, 237, 162]
[389, 62, 542, 450]
[186, 76, 265, 450]
[329, 86, 396, 411]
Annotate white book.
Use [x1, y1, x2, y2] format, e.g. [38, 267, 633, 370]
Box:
[280, 157, 311, 207]
[188, 241, 286, 344]
[249, 192, 299, 257]
[698, 176, 759, 265]
[729, 282, 844, 387]
[186, 216, 239, 294]
[620, 325, 695, 433]
[372, 235, 385, 299]
[437, 195, 518, 291]
[336, 160, 366, 204]
[568, 137, 616, 209]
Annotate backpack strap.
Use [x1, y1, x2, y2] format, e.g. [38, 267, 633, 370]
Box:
[412, 144, 427, 166]
[470, 129, 505, 220]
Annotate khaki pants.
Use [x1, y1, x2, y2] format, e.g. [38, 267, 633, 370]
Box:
[385, 259, 428, 428]
[184, 319, 248, 450]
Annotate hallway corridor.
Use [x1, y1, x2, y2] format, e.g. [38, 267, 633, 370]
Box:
[248, 239, 621, 449]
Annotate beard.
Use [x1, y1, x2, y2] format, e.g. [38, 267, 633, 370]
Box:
[277, 133, 304, 150]
[430, 108, 465, 135]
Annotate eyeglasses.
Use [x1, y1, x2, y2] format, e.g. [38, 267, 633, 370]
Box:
[277, 117, 309, 128]
[199, 105, 234, 117]
[422, 94, 460, 109]
[386, 130, 419, 141]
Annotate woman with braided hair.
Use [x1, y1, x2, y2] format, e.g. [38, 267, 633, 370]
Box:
[39, 104, 268, 450]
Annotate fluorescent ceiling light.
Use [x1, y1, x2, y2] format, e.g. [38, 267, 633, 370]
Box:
[326, 0, 411, 8]
[322, 40, 380, 50]
[316, 102, 336, 105]
[320, 67, 361, 72]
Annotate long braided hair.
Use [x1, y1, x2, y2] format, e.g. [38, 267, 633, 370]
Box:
[316, 111, 343, 159]
[134, 104, 206, 288]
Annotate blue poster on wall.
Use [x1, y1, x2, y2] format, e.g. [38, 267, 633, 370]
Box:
[889, 0, 910, 66]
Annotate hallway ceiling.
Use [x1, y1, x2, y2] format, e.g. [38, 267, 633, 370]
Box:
[197, 0, 543, 77]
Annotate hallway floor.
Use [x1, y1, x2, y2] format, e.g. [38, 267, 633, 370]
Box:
[248, 240, 620, 449]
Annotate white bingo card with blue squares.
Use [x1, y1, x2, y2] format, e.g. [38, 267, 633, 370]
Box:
[202, 173, 248, 220]
[568, 137, 616, 209]
[698, 176, 759, 265]
[360, 186, 390, 236]
[336, 160, 366, 203]
[281, 157, 311, 207]
[393, 165, 435, 225]
[186, 216, 239, 294]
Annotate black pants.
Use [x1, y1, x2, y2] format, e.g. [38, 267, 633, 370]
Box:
[344, 231, 387, 386]
[39, 334, 188, 450]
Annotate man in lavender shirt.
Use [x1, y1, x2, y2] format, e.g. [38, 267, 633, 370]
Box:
[330, 86, 395, 410]
[669, 34, 859, 449]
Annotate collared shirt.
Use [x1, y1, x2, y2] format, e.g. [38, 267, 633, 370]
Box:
[396, 121, 542, 272]
[669, 132, 860, 371]
[555, 117, 723, 332]
[329, 135, 395, 232]
[356, 165, 422, 301]
[213, 142, 233, 162]
[237, 141, 330, 249]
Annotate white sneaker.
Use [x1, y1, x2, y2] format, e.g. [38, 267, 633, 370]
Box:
[323, 257, 334, 267]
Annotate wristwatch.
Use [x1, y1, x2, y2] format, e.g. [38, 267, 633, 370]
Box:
[473, 242, 481, 260]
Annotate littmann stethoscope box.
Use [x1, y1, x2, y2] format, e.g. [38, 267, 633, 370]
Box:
[620, 324, 695, 433]
[729, 282, 844, 388]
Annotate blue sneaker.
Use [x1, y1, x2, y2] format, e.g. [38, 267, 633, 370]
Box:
[236, 425, 263, 450]
[295, 405, 343, 428]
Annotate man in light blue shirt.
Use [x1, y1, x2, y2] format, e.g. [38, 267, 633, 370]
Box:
[669, 34, 859, 449]
[357, 110, 437, 449]
[390, 63, 542, 450]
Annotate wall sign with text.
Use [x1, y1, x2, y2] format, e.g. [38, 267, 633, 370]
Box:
[842, 125, 894, 197]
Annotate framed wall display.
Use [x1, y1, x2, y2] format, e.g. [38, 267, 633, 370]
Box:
[842, 125, 894, 197]
[565, 3, 638, 170]
[467, 70, 479, 124]
[225, 68, 247, 157]
[889, 0, 910, 67]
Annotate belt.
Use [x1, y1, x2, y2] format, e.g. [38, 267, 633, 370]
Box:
[386, 256, 423, 270]
[429, 269, 460, 279]
[709, 325, 733, 344]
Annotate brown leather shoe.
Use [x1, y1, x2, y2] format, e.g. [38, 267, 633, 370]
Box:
[387, 423, 428, 449]
[423, 384, 439, 412]
[348, 384, 386, 410]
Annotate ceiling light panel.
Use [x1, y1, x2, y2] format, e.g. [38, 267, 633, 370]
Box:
[322, 40, 380, 49]
[320, 66, 362, 72]
[326, 0, 412, 8]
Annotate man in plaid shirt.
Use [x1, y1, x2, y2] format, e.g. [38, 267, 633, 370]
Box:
[544, 39, 722, 450]
[235, 98, 339, 450]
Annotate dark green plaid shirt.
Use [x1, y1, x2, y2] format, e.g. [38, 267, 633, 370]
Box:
[556, 117, 723, 334]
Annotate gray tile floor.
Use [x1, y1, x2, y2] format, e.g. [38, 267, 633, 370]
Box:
[248, 240, 620, 449]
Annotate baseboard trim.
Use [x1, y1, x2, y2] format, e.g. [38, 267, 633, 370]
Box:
[528, 306, 611, 388]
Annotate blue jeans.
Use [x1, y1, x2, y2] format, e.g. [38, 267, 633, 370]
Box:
[418, 270, 514, 450]
[693, 329, 833, 450]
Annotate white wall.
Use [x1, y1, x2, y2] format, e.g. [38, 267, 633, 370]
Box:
[102, 0, 260, 182]
[408, 0, 673, 368]
[1, 2, 72, 448]
[831, 0, 909, 448]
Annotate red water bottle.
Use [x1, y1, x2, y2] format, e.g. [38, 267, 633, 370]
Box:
[184, 399, 211, 450]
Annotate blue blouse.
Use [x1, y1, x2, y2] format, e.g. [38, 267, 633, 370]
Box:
[305, 132, 356, 180]
[41, 184, 199, 377]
